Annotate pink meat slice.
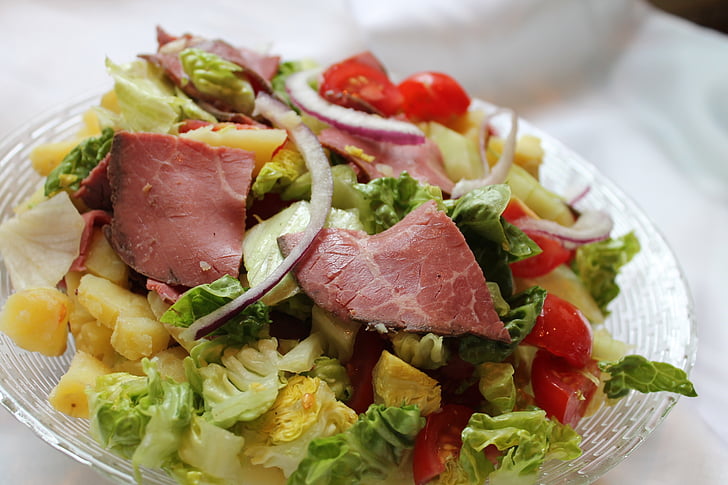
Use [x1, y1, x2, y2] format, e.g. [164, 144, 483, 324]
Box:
[107, 131, 254, 288]
[318, 127, 455, 194]
[279, 200, 509, 341]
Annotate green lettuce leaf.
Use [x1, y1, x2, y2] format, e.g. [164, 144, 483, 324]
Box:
[282, 166, 445, 235]
[477, 362, 516, 416]
[105, 58, 215, 134]
[87, 360, 196, 481]
[571, 232, 640, 315]
[304, 356, 354, 401]
[271, 59, 319, 109]
[44, 127, 114, 196]
[159, 275, 271, 346]
[179, 48, 255, 114]
[449, 184, 541, 296]
[287, 404, 425, 485]
[598, 354, 697, 399]
[251, 147, 308, 199]
[458, 285, 546, 364]
[459, 410, 581, 485]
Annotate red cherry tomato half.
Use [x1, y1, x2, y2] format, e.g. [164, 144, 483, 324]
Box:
[523, 293, 593, 368]
[397, 72, 471, 124]
[319, 53, 403, 117]
[530, 349, 600, 427]
[345, 327, 387, 414]
[509, 232, 573, 278]
[412, 404, 474, 485]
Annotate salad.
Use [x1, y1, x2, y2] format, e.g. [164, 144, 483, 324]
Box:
[0, 27, 697, 485]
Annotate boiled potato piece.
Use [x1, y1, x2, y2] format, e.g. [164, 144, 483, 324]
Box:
[180, 124, 287, 175]
[74, 320, 116, 367]
[76, 274, 154, 328]
[84, 228, 129, 287]
[0, 287, 69, 356]
[153, 346, 189, 383]
[111, 315, 170, 360]
[48, 350, 111, 418]
[64, 271, 96, 336]
[29, 140, 78, 177]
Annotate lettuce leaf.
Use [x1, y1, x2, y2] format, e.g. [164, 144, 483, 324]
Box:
[179, 48, 255, 114]
[459, 410, 581, 485]
[88, 360, 196, 481]
[458, 285, 546, 364]
[287, 404, 425, 485]
[598, 354, 697, 399]
[571, 232, 640, 315]
[159, 275, 271, 346]
[449, 184, 541, 297]
[283, 166, 445, 235]
[44, 127, 114, 196]
[105, 58, 215, 134]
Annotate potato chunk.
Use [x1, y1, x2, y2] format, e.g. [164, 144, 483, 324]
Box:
[84, 228, 129, 287]
[111, 315, 170, 360]
[0, 287, 69, 356]
[48, 350, 111, 418]
[76, 274, 154, 328]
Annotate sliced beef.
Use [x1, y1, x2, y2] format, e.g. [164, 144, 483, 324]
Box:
[319, 127, 455, 194]
[69, 210, 112, 273]
[74, 153, 112, 211]
[278, 200, 509, 341]
[107, 131, 254, 288]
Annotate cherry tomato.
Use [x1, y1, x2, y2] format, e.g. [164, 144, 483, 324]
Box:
[509, 232, 573, 278]
[319, 52, 403, 117]
[345, 327, 387, 414]
[523, 293, 593, 368]
[412, 404, 474, 485]
[397, 72, 471, 124]
[502, 199, 573, 278]
[530, 349, 600, 427]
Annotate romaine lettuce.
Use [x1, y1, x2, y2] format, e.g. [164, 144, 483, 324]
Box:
[44, 127, 114, 196]
[243, 375, 357, 476]
[287, 404, 425, 485]
[449, 184, 541, 296]
[459, 410, 581, 485]
[458, 285, 546, 364]
[179, 48, 255, 114]
[571, 232, 640, 315]
[159, 275, 270, 346]
[598, 354, 697, 399]
[105, 58, 215, 134]
[88, 360, 196, 481]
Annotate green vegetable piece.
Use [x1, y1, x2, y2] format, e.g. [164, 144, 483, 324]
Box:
[44, 127, 114, 196]
[449, 184, 541, 296]
[287, 404, 425, 485]
[252, 147, 308, 199]
[160, 275, 271, 345]
[459, 410, 581, 485]
[283, 167, 445, 235]
[572, 232, 640, 315]
[105, 58, 215, 134]
[599, 354, 697, 399]
[87, 360, 196, 482]
[477, 362, 516, 415]
[459, 285, 546, 364]
[305, 356, 353, 402]
[179, 48, 255, 114]
[271, 59, 319, 109]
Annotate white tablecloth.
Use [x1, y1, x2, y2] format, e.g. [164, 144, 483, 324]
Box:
[1, 1, 727, 483]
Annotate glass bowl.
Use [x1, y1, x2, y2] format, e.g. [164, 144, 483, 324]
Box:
[0, 95, 697, 485]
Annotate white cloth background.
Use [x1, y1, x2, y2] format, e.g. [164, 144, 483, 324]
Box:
[0, 1, 727, 483]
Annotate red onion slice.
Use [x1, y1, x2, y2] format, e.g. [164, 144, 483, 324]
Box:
[182, 92, 334, 341]
[451, 108, 517, 198]
[513, 210, 614, 249]
[285, 68, 426, 145]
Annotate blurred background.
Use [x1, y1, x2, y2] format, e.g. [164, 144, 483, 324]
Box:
[649, 0, 728, 33]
